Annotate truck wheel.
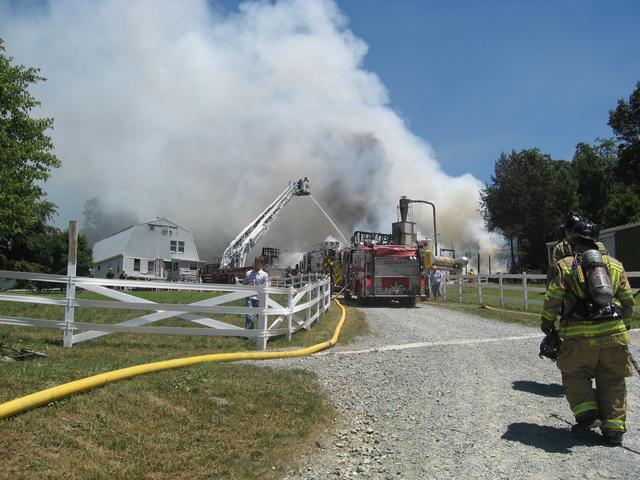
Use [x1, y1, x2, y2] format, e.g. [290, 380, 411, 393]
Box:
[405, 296, 416, 307]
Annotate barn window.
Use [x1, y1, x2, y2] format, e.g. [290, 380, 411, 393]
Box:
[147, 261, 155, 273]
[134, 259, 140, 272]
[170, 240, 177, 253]
[178, 241, 185, 253]
[149, 225, 155, 231]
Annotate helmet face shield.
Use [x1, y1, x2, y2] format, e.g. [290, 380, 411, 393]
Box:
[567, 219, 600, 242]
[564, 211, 600, 242]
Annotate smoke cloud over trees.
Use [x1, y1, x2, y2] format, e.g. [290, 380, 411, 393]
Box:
[0, 0, 500, 263]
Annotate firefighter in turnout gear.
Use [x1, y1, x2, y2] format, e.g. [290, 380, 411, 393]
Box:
[546, 212, 609, 285]
[541, 214, 635, 445]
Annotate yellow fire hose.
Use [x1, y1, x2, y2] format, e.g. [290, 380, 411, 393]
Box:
[0, 299, 347, 420]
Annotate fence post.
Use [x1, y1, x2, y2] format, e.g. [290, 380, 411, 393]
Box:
[458, 274, 462, 302]
[305, 285, 312, 331]
[287, 286, 294, 341]
[316, 282, 321, 322]
[63, 220, 78, 348]
[256, 287, 268, 350]
[523, 271, 529, 311]
[499, 274, 504, 308]
[478, 274, 483, 305]
[325, 278, 331, 312]
[320, 277, 326, 312]
[442, 274, 449, 302]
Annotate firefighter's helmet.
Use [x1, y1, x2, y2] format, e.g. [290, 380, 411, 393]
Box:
[564, 211, 584, 233]
[566, 216, 600, 242]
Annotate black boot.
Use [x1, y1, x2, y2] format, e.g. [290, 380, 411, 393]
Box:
[570, 413, 602, 434]
[602, 431, 623, 445]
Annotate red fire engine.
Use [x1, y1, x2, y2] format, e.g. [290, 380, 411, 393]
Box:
[341, 231, 422, 306]
[339, 197, 468, 306]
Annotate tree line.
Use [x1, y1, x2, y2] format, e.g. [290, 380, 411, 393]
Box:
[0, 39, 92, 276]
[481, 82, 640, 273]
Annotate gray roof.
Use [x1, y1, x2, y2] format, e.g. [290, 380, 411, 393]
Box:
[93, 217, 201, 263]
[601, 221, 640, 235]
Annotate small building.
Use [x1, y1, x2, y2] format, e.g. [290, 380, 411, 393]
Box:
[92, 218, 206, 281]
[600, 221, 640, 287]
[599, 221, 640, 270]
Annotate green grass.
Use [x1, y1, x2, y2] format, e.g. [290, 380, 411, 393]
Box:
[435, 284, 640, 329]
[428, 300, 542, 328]
[0, 291, 368, 479]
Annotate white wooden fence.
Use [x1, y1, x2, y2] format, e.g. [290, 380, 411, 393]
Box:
[0, 271, 331, 350]
[0, 222, 331, 350]
[440, 271, 640, 313]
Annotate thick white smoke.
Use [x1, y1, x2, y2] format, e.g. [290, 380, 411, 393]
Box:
[1, 0, 501, 265]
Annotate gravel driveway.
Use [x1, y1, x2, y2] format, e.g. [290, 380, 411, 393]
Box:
[272, 303, 640, 479]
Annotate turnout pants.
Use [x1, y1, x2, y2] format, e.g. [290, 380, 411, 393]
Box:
[556, 338, 631, 433]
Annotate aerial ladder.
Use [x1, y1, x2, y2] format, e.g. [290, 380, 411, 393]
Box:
[219, 178, 310, 269]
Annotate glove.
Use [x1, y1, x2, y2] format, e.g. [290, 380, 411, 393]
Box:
[541, 319, 555, 335]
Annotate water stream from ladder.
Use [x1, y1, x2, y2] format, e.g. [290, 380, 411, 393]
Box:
[309, 194, 350, 245]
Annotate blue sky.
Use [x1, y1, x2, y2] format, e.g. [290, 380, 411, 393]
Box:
[221, 0, 640, 183]
[2, 0, 637, 255]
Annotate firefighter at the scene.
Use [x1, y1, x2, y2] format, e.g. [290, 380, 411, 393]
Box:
[546, 212, 609, 285]
[323, 257, 336, 288]
[541, 215, 635, 445]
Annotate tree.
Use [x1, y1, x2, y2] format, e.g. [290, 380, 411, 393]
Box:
[608, 81, 640, 189]
[480, 151, 526, 271]
[603, 184, 640, 227]
[7, 222, 93, 276]
[609, 81, 640, 151]
[480, 149, 577, 272]
[81, 196, 139, 246]
[0, 39, 61, 268]
[570, 140, 616, 227]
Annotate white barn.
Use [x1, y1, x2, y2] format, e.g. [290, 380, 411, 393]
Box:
[92, 218, 206, 281]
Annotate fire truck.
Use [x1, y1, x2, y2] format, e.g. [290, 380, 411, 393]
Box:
[341, 231, 421, 306]
[340, 198, 468, 306]
[301, 241, 340, 273]
[299, 240, 343, 290]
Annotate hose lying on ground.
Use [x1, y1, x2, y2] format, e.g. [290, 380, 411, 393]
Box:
[0, 299, 347, 420]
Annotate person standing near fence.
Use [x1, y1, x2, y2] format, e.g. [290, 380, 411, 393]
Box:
[119, 270, 128, 292]
[467, 268, 476, 284]
[429, 267, 442, 300]
[244, 256, 269, 330]
[541, 215, 635, 445]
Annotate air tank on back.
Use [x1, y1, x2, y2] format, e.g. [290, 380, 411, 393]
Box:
[581, 249, 613, 306]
